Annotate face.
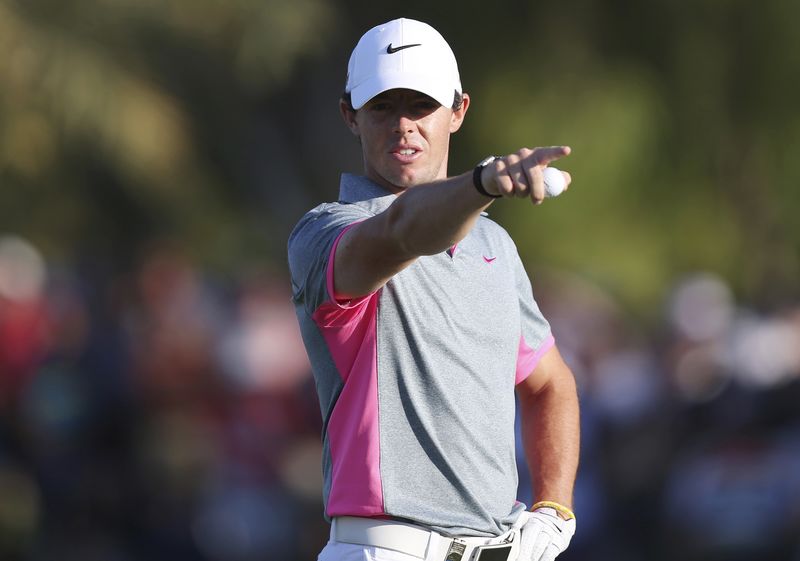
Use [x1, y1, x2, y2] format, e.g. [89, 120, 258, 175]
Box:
[341, 88, 469, 193]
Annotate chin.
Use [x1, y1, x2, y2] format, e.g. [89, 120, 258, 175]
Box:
[396, 176, 419, 188]
[380, 171, 417, 191]
[373, 164, 434, 192]
[394, 167, 433, 188]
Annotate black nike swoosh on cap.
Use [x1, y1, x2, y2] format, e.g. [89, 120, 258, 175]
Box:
[386, 43, 422, 54]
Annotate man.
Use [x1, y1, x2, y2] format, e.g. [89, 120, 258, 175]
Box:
[288, 18, 580, 561]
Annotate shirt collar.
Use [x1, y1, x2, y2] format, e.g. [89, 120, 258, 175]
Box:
[339, 174, 397, 213]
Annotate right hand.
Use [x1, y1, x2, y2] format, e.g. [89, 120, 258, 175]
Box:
[517, 507, 576, 561]
[481, 146, 572, 205]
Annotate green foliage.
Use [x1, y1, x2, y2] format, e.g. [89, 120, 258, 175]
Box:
[1, 0, 798, 310]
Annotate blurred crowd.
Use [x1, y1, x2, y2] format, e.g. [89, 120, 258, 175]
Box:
[1, 233, 799, 561]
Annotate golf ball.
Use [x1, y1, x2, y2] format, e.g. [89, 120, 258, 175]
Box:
[543, 167, 567, 197]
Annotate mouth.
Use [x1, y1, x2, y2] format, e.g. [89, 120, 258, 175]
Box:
[390, 145, 423, 163]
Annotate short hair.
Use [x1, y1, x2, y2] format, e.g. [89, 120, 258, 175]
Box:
[342, 90, 464, 112]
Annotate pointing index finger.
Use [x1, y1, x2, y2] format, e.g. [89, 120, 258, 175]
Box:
[535, 145, 571, 166]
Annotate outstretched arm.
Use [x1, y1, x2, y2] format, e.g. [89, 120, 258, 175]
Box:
[334, 146, 573, 299]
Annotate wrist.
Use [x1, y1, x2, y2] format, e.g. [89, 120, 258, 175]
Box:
[530, 500, 575, 521]
[473, 155, 502, 198]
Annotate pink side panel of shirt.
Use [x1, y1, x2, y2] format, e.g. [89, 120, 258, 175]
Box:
[311, 223, 385, 517]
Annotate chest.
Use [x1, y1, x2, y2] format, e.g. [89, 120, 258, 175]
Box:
[384, 239, 520, 344]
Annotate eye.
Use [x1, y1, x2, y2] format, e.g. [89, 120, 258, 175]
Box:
[413, 99, 439, 112]
[369, 102, 391, 112]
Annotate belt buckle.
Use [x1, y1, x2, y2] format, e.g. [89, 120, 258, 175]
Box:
[444, 538, 467, 561]
[444, 539, 513, 561]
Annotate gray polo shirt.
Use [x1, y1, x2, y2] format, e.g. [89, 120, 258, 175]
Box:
[288, 174, 554, 537]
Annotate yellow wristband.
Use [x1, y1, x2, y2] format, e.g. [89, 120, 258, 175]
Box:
[530, 500, 576, 521]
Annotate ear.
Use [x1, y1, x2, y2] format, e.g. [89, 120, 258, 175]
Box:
[340, 99, 360, 137]
[449, 92, 470, 133]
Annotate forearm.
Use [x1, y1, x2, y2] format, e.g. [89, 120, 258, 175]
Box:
[520, 369, 580, 507]
[333, 145, 572, 298]
[386, 170, 494, 257]
[384, 144, 572, 257]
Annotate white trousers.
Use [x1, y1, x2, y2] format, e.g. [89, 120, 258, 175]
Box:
[318, 514, 529, 561]
[318, 541, 427, 561]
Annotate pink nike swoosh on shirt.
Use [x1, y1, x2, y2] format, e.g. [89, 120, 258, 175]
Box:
[483, 256, 497, 263]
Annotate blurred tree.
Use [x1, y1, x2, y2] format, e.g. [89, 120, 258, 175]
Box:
[0, 0, 798, 312]
[0, 0, 338, 271]
[452, 0, 800, 314]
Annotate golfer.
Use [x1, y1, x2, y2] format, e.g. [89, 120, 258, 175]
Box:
[288, 18, 580, 561]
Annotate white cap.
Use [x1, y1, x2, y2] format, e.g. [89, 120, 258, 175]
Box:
[345, 18, 462, 110]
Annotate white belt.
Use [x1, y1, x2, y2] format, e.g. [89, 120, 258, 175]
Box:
[331, 515, 524, 561]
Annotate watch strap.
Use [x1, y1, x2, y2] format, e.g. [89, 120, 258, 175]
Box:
[473, 155, 502, 198]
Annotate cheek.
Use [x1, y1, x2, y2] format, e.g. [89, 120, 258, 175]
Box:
[356, 126, 382, 154]
[425, 123, 451, 153]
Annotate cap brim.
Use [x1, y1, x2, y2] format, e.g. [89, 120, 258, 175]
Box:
[350, 72, 458, 110]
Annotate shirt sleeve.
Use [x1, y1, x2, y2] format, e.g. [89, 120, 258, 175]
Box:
[287, 203, 373, 317]
[513, 254, 554, 385]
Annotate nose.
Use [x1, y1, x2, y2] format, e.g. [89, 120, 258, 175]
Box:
[392, 111, 416, 134]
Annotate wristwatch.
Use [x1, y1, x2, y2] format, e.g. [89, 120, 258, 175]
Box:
[473, 155, 502, 198]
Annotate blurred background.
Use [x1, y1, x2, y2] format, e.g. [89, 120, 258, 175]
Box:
[1, 0, 799, 560]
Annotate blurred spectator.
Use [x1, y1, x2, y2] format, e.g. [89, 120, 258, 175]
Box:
[0, 236, 49, 410]
[1, 232, 798, 560]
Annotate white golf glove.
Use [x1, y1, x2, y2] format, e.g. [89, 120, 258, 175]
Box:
[517, 507, 576, 561]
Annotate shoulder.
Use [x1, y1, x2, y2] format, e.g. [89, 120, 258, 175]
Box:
[474, 214, 517, 251]
[476, 213, 510, 236]
[289, 202, 369, 250]
[287, 202, 372, 277]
